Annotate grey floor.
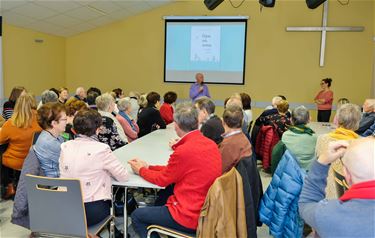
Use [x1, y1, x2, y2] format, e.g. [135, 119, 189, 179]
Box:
[0, 167, 273, 238]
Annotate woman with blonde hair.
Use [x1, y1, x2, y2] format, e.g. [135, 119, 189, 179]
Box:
[0, 93, 42, 199]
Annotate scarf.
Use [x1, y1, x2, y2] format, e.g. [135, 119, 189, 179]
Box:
[340, 180, 375, 201]
[289, 124, 315, 136]
[329, 127, 359, 140]
[119, 110, 137, 132]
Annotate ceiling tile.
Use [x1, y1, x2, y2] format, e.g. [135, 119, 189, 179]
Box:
[110, 9, 134, 20]
[88, 1, 122, 14]
[28, 20, 64, 33]
[64, 6, 104, 21]
[2, 11, 37, 28]
[1, 0, 29, 11]
[89, 15, 116, 27]
[10, 2, 59, 20]
[70, 21, 97, 32]
[34, 0, 82, 13]
[113, 1, 143, 9]
[124, 2, 152, 14]
[44, 14, 81, 28]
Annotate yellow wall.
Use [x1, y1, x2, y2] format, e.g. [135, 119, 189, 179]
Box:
[2, 23, 65, 97]
[66, 0, 373, 110]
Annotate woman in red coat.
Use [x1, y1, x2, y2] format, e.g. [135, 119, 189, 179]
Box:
[160, 91, 177, 124]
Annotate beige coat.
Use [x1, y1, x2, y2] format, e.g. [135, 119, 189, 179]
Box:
[197, 167, 247, 238]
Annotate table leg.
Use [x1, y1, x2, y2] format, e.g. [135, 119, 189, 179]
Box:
[123, 186, 128, 238]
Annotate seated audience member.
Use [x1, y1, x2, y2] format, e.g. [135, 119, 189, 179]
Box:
[86, 91, 99, 110]
[333, 98, 349, 126]
[226, 95, 249, 137]
[264, 96, 283, 111]
[138, 93, 148, 113]
[355, 99, 375, 135]
[117, 98, 139, 143]
[160, 91, 177, 124]
[37, 90, 58, 109]
[271, 106, 317, 174]
[87, 87, 102, 97]
[128, 91, 140, 121]
[362, 121, 375, 137]
[299, 138, 375, 238]
[219, 105, 252, 173]
[260, 100, 291, 138]
[240, 92, 253, 129]
[260, 146, 307, 237]
[112, 88, 124, 102]
[59, 109, 129, 226]
[34, 102, 67, 177]
[137, 92, 166, 137]
[0, 93, 42, 199]
[129, 102, 222, 238]
[195, 97, 224, 144]
[64, 98, 88, 140]
[74, 86, 87, 102]
[58, 87, 69, 104]
[96, 93, 127, 150]
[316, 103, 361, 199]
[2, 86, 26, 120]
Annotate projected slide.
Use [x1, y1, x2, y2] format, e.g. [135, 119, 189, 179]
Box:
[164, 19, 247, 85]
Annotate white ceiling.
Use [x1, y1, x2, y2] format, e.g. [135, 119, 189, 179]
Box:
[0, 0, 174, 37]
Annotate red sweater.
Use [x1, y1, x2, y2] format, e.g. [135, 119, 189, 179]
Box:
[314, 90, 333, 110]
[160, 103, 174, 124]
[139, 130, 222, 229]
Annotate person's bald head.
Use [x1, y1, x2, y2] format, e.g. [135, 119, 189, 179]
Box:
[342, 137, 375, 185]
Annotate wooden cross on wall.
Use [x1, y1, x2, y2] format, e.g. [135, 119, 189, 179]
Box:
[286, 1, 364, 67]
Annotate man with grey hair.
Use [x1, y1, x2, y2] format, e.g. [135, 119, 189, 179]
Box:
[129, 102, 222, 238]
[271, 105, 317, 174]
[74, 86, 86, 102]
[356, 99, 375, 135]
[299, 138, 375, 237]
[37, 90, 58, 109]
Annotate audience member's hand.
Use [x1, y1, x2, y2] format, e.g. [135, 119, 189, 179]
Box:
[169, 138, 179, 149]
[318, 140, 349, 165]
[128, 158, 148, 174]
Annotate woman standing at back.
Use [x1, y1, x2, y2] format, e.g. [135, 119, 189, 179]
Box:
[0, 93, 42, 198]
[314, 78, 334, 122]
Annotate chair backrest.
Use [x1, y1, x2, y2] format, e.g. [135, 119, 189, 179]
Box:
[32, 131, 41, 145]
[333, 167, 349, 197]
[25, 174, 88, 237]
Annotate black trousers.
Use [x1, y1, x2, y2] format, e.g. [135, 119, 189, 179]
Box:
[317, 110, 331, 122]
[1, 165, 21, 187]
[84, 200, 111, 226]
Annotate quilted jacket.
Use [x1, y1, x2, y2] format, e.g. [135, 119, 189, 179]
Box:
[259, 150, 306, 238]
[255, 125, 280, 170]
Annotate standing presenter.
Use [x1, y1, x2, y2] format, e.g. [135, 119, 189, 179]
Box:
[314, 78, 334, 122]
[189, 73, 210, 101]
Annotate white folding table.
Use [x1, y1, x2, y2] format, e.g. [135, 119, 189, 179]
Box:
[112, 123, 178, 237]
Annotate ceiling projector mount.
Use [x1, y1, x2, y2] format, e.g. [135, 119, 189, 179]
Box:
[204, 0, 328, 10]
